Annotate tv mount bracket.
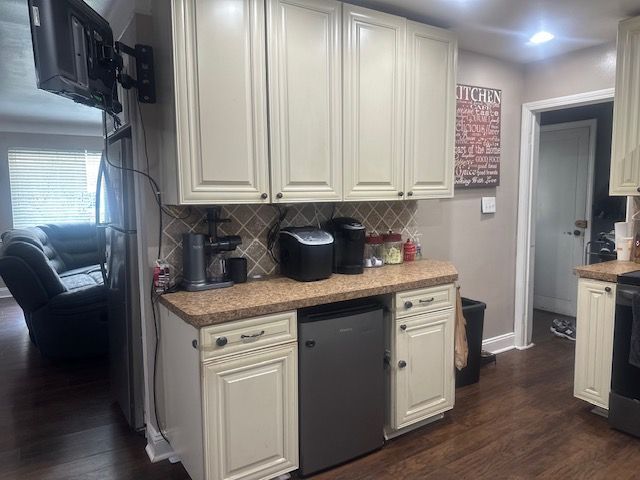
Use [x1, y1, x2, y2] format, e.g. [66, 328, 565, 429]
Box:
[112, 41, 156, 105]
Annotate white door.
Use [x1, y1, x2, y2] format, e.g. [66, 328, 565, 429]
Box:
[343, 5, 406, 201]
[267, 0, 342, 203]
[394, 310, 454, 430]
[610, 16, 640, 196]
[533, 120, 595, 317]
[202, 345, 298, 480]
[574, 279, 616, 409]
[173, 0, 270, 204]
[404, 21, 456, 199]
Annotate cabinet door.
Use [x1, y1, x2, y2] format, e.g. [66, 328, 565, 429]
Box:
[574, 279, 616, 409]
[343, 5, 406, 201]
[172, 0, 270, 204]
[394, 309, 454, 429]
[267, 0, 342, 203]
[610, 16, 640, 196]
[404, 22, 456, 199]
[203, 345, 298, 480]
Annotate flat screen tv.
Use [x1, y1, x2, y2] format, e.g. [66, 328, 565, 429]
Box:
[27, 0, 121, 114]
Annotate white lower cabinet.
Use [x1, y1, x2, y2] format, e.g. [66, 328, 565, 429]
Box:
[574, 278, 616, 409]
[386, 286, 455, 434]
[203, 345, 298, 480]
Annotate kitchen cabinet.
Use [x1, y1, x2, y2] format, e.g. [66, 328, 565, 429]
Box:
[159, 307, 298, 480]
[610, 15, 640, 196]
[343, 5, 407, 201]
[156, 0, 271, 204]
[267, 0, 343, 203]
[574, 279, 616, 409]
[404, 22, 457, 199]
[386, 285, 455, 434]
[203, 345, 298, 480]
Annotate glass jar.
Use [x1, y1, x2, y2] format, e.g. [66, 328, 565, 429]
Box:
[382, 231, 404, 265]
[364, 233, 384, 267]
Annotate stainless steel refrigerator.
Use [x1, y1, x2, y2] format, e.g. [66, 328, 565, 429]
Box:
[97, 124, 145, 430]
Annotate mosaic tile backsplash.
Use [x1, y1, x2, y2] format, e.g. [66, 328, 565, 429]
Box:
[162, 201, 419, 278]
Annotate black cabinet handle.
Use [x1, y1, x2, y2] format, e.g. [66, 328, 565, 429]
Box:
[419, 297, 435, 304]
[276, 192, 283, 199]
[400, 324, 407, 331]
[398, 191, 404, 197]
[637, 186, 640, 193]
[407, 191, 413, 196]
[216, 337, 228, 347]
[260, 192, 268, 199]
[398, 360, 407, 368]
[404, 301, 413, 309]
[605, 286, 612, 293]
[241, 330, 265, 340]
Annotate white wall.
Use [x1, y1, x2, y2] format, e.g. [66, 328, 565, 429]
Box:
[416, 50, 525, 340]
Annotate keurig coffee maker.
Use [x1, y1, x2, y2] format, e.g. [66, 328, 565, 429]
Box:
[327, 217, 366, 274]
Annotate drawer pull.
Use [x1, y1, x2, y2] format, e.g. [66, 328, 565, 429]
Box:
[215, 336, 228, 347]
[605, 286, 612, 293]
[400, 324, 407, 331]
[241, 330, 265, 341]
[404, 301, 413, 309]
[398, 360, 407, 368]
[419, 297, 435, 304]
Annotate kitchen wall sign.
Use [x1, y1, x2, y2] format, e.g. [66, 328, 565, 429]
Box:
[455, 84, 502, 188]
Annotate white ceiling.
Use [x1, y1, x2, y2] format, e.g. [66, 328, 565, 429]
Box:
[1, 0, 640, 128]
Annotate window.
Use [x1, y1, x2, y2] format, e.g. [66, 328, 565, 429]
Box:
[8, 148, 102, 229]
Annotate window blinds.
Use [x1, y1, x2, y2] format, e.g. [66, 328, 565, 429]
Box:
[8, 148, 102, 229]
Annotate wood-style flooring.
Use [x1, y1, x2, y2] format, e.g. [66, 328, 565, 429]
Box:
[1, 298, 639, 479]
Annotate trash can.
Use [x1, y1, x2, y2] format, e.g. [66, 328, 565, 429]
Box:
[456, 298, 486, 387]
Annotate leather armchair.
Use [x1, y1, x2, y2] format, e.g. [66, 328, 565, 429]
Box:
[0, 223, 108, 358]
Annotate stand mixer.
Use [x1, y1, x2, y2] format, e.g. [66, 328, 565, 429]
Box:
[181, 207, 242, 291]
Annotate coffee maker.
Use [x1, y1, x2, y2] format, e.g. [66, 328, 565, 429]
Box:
[326, 217, 366, 274]
[182, 208, 242, 291]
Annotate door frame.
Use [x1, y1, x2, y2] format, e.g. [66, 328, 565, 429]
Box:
[514, 88, 616, 349]
[533, 119, 597, 317]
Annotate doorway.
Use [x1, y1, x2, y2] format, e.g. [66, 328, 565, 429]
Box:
[515, 88, 628, 348]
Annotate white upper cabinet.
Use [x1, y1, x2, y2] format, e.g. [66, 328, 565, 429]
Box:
[610, 16, 640, 196]
[167, 0, 270, 204]
[343, 5, 407, 201]
[267, 0, 343, 203]
[404, 22, 457, 199]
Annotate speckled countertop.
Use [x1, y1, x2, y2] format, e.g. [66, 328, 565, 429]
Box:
[159, 259, 458, 328]
[574, 260, 640, 282]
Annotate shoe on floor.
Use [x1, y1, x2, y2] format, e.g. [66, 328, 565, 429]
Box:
[550, 322, 576, 341]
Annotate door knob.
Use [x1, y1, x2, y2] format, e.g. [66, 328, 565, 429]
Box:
[398, 360, 407, 368]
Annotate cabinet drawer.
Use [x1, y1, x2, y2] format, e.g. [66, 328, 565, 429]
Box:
[396, 284, 454, 318]
[200, 311, 297, 361]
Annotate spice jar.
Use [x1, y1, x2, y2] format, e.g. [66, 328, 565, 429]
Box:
[382, 231, 404, 265]
[404, 239, 417, 262]
[364, 233, 384, 267]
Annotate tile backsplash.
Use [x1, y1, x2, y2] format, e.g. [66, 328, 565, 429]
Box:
[162, 201, 419, 279]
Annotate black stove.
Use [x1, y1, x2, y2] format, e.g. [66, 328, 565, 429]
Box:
[616, 270, 640, 286]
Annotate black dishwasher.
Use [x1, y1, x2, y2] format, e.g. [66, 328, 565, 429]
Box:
[298, 300, 384, 477]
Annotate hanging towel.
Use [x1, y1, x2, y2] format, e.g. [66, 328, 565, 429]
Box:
[630, 293, 640, 368]
[455, 286, 469, 371]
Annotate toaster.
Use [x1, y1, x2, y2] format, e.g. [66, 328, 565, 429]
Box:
[279, 227, 334, 282]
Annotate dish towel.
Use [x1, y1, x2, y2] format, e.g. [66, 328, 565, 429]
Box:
[630, 293, 640, 368]
[455, 285, 469, 371]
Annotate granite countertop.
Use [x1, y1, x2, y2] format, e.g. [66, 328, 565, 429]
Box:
[574, 260, 640, 282]
[159, 259, 458, 328]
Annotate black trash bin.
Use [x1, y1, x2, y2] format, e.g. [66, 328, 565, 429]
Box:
[456, 298, 486, 388]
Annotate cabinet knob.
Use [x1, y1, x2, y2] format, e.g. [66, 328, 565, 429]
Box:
[276, 192, 283, 199]
[407, 191, 413, 196]
[404, 301, 413, 309]
[305, 340, 316, 348]
[605, 286, 612, 293]
[637, 187, 640, 193]
[398, 360, 407, 368]
[400, 324, 407, 331]
[216, 336, 228, 347]
[398, 191, 404, 197]
[260, 192, 268, 199]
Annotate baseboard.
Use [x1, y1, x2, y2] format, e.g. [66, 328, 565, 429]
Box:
[145, 423, 177, 463]
[482, 332, 516, 354]
[0, 287, 12, 299]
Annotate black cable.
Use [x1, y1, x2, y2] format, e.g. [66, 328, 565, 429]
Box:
[266, 205, 288, 264]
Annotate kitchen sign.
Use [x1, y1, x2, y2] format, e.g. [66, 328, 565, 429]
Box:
[455, 84, 502, 188]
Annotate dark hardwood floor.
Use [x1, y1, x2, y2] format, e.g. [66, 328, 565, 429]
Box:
[1, 297, 639, 479]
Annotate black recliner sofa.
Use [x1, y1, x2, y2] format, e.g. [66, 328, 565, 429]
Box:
[0, 223, 108, 358]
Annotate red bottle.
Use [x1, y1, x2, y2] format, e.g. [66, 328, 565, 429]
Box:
[404, 239, 417, 262]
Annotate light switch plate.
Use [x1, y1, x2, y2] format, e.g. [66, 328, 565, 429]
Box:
[482, 196, 496, 214]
